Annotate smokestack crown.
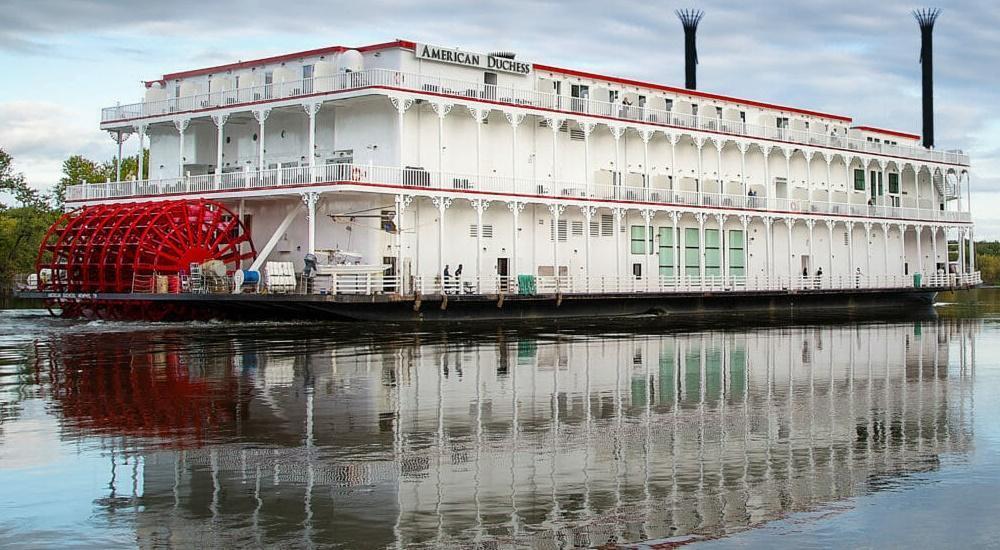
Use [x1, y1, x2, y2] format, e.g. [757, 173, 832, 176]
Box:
[676, 9, 704, 90]
[913, 8, 940, 149]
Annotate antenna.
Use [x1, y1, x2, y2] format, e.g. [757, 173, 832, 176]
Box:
[913, 8, 940, 149]
[675, 9, 704, 90]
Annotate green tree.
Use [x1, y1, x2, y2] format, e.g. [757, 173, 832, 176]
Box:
[0, 149, 58, 293]
[52, 150, 149, 206]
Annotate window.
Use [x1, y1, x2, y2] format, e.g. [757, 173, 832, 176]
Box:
[571, 221, 584, 236]
[853, 169, 865, 191]
[302, 64, 314, 93]
[600, 214, 613, 237]
[777, 117, 789, 129]
[684, 228, 700, 276]
[658, 227, 675, 277]
[590, 220, 599, 237]
[728, 230, 745, 277]
[549, 219, 568, 241]
[715, 106, 723, 118]
[633, 263, 643, 278]
[630, 225, 653, 254]
[888, 172, 900, 194]
[470, 224, 494, 238]
[665, 98, 674, 111]
[608, 90, 619, 103]
[704, 229, 721, 277]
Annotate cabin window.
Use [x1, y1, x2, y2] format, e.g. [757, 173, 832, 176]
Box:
[704, 229, 721, 277]
[853, 169, 866, 191]
[658, 227, 675, 277]
[684, 228, 700, 276]
[631, 225, 653, 254]
[888, 173, 900, 194]
[302, 64, 314, 93]
[728, 230, 745, 277]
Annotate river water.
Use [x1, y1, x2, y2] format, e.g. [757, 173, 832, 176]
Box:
[0, 292, 997, 548]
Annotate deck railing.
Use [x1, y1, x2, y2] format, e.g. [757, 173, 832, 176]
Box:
[65, 163, 973, 224]
[18, 271, 981, 299]
[101, 68, 970, 166]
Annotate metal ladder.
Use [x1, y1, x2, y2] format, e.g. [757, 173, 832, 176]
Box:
[188, 262, 204, 294]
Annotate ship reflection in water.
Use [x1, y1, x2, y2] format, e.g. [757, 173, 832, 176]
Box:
[0, 314, 981, 548]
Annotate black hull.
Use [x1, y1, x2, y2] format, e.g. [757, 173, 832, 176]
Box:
[18, 287, 941, 323]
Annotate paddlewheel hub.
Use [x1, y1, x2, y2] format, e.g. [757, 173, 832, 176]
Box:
[36, 199, 255, 319]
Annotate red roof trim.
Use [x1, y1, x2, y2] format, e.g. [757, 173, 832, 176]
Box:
[160, 39, 415, 81]
[534, 64, 854, 123]
[852, 126, 921, 140]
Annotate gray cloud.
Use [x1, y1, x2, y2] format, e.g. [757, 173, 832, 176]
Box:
[1, 0, 998, 233]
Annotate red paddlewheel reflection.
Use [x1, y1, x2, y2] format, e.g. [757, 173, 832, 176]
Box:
[36, 199, 255, 297]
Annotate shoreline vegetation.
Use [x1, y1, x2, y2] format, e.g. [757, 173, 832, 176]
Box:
[0, 147, 995, 296]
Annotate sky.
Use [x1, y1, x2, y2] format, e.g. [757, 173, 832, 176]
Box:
[1, 0, 998, 235]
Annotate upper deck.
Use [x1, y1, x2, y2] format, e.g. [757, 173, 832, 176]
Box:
[98, 40, 969, 168]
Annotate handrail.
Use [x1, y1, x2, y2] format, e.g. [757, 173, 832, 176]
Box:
[101, 68, 970, 167]
[64, 163, 973, 224]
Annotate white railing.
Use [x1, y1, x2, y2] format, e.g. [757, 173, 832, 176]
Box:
[101, 68, 970, 167]
[23, 271, 982, 297]
[65, 163, 974, 224]
[409, 272, 981, 296]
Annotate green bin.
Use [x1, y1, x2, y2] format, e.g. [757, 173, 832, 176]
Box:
[913, 273, 922, 288]
[517, 274, 536, 295]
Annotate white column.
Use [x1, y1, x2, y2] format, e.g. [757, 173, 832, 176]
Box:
[472, 199, 490, 293]
[390, 96, 414, 169]
[864, 222, 872, 281]
[470, 107, 490, 185]
[931, 226, 939, 276]
[546, 118, 563, 188]
[432, 196, 453, 293]
[580, 122, 596, 197]
[714, 138, 723, 198]
[785, 218, 793, 286]
[846, 221, 855, 277]
[668, 133, 679, 196]
[716, 213, 727, 284]
[805, 218, 815, 278]
[581, 206, 596, 289]
[549, 203, 565, 291]
[738, 142, 749, 196]
[695, 137, 705, 204]
[642, 209, 653, 288]
[303, 102, 321, 179]
[610, 126, 625, 196]
[109, 130, 131, 183]
[825, 154, 833, 208]
[915, 225, 923, 277]
[301, 192, 320, 255]
[827, 220, 835, 284]
[395, 194, 413, 293]
[899, 223, 907, 275]
[212, 113, 229, 186]
[135, 124, 147, 181]
[252, 109, 270, 172]
[783, 149, 791, 198]
[761, 145, 773, 204]
[696, 213, 706, 286]
[505, 112, 525, 183]
[804, 151, 814, 205]
[640, 130, 653, 199]
[613, 207, 626, 285]
[508, 201, 525, 279]
[882, 223, 890, 278]
[174, 118, 190, 178]
[763, 216, 774, 280]
[431, 102, 452, 187]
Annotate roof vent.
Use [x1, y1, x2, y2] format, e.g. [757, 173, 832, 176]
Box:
[490, 51, 517, 60]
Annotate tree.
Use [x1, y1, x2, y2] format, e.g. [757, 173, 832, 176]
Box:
[52, 150, 149, 206]
[0, 149, 58, 294]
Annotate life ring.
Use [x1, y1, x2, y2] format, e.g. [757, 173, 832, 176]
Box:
[351, 167, 367, 181]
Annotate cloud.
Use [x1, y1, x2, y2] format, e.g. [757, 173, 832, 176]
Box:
[1, 0, 998, 234]
[0, 101, 117, 189]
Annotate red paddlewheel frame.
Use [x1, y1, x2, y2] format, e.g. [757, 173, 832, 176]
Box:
[36, 199, 255, 298]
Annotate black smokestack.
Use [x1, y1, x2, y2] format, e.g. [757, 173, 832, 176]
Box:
[914, 8, 940, 149]
[676, 9, 704, 90]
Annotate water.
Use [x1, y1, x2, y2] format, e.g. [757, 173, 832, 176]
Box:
[0, 294, 996, 548]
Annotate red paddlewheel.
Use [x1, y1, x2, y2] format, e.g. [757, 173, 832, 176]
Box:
[36, 199, 255, 295]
